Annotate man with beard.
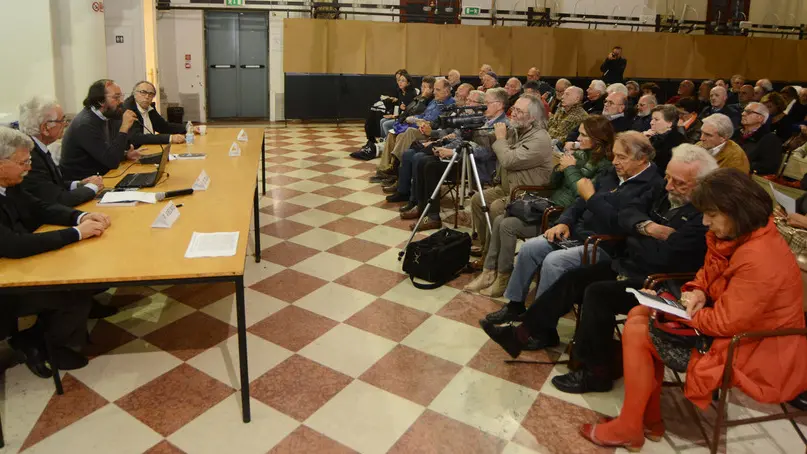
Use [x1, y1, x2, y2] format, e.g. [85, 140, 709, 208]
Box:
[481, 145, 716, 397]
[630, 94, 656, 132]
[60, 79, 141, 180]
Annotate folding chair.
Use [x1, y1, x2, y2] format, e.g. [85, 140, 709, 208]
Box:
[644, 273, 807, 454]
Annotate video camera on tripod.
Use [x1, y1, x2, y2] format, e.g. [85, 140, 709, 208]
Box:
[435, 104, 488, 131]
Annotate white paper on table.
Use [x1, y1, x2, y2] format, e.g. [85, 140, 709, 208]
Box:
[99, 191, 158, 204]
[184, 232, 240, 258]
[769, 182, 797, 214]
[626, 288, 690, 320]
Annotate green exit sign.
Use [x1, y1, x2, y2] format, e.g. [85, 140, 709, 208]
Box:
[464, 7, 480, 15]
[226, 0, 244, 6]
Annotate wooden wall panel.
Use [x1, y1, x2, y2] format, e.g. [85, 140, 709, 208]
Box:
[576, 30, 611, 78]
[543, 28, 579, 77]
[689, 35, 746, 80]
[477, 26, 511, 76]
[618, 31, 666, 79]
[327, 20, 366, 74]
[768, 39, 800, 82]
[439, 25, 478, 76]
[365, 22, 406, 75]
[405, 23, 441, 76]
[510, 27, 549, 77]
[283, 18, 328, 73]
[663, 34, 694, 80]
[745, 38, 774, 81]
[799, 41, 807, 81]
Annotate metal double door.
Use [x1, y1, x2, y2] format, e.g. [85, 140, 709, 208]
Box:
[205, 12, 268, 118]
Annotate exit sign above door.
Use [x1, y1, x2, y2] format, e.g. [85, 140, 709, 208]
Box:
[464, 7, 480, 15]
[226, 0, 244, 6]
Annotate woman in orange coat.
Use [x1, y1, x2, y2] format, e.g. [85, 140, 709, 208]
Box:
[580, 168, 807, 451]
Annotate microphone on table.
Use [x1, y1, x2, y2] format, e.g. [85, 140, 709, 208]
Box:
[155, 188, 194, 201]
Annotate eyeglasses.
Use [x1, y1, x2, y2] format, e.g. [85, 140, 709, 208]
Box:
[604, 100, 624, 107]
[5, 157, 32, 166]
[742, 109, 763, 116]
[46, 118, 70, 126]
[136, 90, 157, 97]
[510, 107, 528, 115]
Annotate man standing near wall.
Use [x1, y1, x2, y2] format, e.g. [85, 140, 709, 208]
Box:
[600, 46, 626, 85]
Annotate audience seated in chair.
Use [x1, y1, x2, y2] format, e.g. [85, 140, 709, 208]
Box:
[762, 92, 795, 143]
[504, 78, 523, 113]
[123, 80, 193, 148]
[675, 97, 702, 144]
[697, 80, 715, 112]
[468, 94, 554, 250]
[549, 78, 572, 114]
[18, 97, 103, 207]
[737, 84, 755, 109]
[727, 74, 745, 105]
[567, 92, 630, 143]
[700, 86, 741, 130]
[465, 115, 615, 297]
[697, 113, 750, 174]
[644, 104, 687, 174]
[583, 80, 607, 115]
[547, 86, 588, 142]
[478, 131, 663, 327]
[665, 80, 695, 105]
[737, 102, 783, 175]
[354, 69, 418, 160]
[579, 169, 807, 451]
[630, 95, 656, 133]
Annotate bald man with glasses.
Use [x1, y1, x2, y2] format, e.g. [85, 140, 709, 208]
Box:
[737, 102, 783, 175]
[123, 81, 194, 147]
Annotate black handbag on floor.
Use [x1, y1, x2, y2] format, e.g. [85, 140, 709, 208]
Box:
[505, 193, 553, 225]
[402, 228, 471, 289]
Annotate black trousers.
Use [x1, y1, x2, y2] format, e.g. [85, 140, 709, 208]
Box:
[364, 109, 385, 142]
[4, 291, 93, 349]
[414, 155, 459, 218]
[521, 261, 642, 367]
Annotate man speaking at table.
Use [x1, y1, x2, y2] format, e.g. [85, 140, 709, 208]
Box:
[60, 79, 142, 180]
[0, 128, 110, 376]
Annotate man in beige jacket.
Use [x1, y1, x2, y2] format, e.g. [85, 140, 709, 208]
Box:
[470, 93, 554, 257]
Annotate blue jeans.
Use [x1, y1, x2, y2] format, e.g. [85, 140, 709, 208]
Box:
[380, 118, 395, 138]
[503, 236, 611, 303]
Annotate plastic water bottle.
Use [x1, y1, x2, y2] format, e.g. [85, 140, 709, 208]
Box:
[185, 121, 194, 145]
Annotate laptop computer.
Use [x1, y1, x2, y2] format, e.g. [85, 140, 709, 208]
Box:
[116, 144, 170, 189]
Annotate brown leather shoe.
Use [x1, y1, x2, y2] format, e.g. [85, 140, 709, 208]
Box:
[400, 206, 421, 220]
[382, 184, 398, 194]
[411, 218, 442, 231]
[470, 259, 484, 271]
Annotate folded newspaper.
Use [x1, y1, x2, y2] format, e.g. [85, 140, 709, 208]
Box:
[625, 288, 690, 320]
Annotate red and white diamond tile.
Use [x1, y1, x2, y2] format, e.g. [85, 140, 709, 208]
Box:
[2, 123, 803, 454]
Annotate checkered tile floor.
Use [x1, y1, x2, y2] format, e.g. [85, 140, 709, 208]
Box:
[3, 123, 806, 454]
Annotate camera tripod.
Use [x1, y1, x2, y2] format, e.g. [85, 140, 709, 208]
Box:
[399, 140, 493, 260]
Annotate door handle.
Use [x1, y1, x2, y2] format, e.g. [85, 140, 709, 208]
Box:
[209, 65, 236, 68]
[240, 65, 266, 69]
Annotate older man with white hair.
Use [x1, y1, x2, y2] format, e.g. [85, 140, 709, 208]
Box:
[18, 97, 103, 206]
[547, 86, 588, 142]
[737, 102, 783, 175]
[696, 113, 750, 173]
[565, 91, 630, 145]
[583, 80, 607, 114]
[504, 77, 523, 111]
[548, 143, 719, 394]
[447, 69, 461, 95]
[0, 127, 112, 376]
[631, 94, 656, 132]
[700, 86, 740, 129]
[756, 78, 774, 96]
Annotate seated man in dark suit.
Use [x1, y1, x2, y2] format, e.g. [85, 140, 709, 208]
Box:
[123, 80, 195, 147]
[0, 128, 111, 376]
[737, 102, 784, 175]
[18, 96, 103, 206]
[565, 92, 631, 144]
[60, 79, 141, 180]
[700, 86, 741, 130]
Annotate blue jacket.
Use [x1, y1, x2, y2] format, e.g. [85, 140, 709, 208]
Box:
[418, 97, 456, 123]
[556, 164, 663, 244]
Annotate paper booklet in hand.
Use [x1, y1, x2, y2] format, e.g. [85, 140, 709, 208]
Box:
[229, 142, 241, 157]
[625, 288, 690, 320]
[236, 129, 248, 142]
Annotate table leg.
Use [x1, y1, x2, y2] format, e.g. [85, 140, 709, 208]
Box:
[261, 136, 266, 195]
[253, 186, 261, 263]
[235, 276, 251, 423]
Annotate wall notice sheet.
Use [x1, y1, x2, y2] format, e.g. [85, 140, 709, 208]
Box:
[185, 232, 240, 258]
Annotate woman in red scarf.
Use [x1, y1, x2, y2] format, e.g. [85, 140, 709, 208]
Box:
[580, 168, 807, 451]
